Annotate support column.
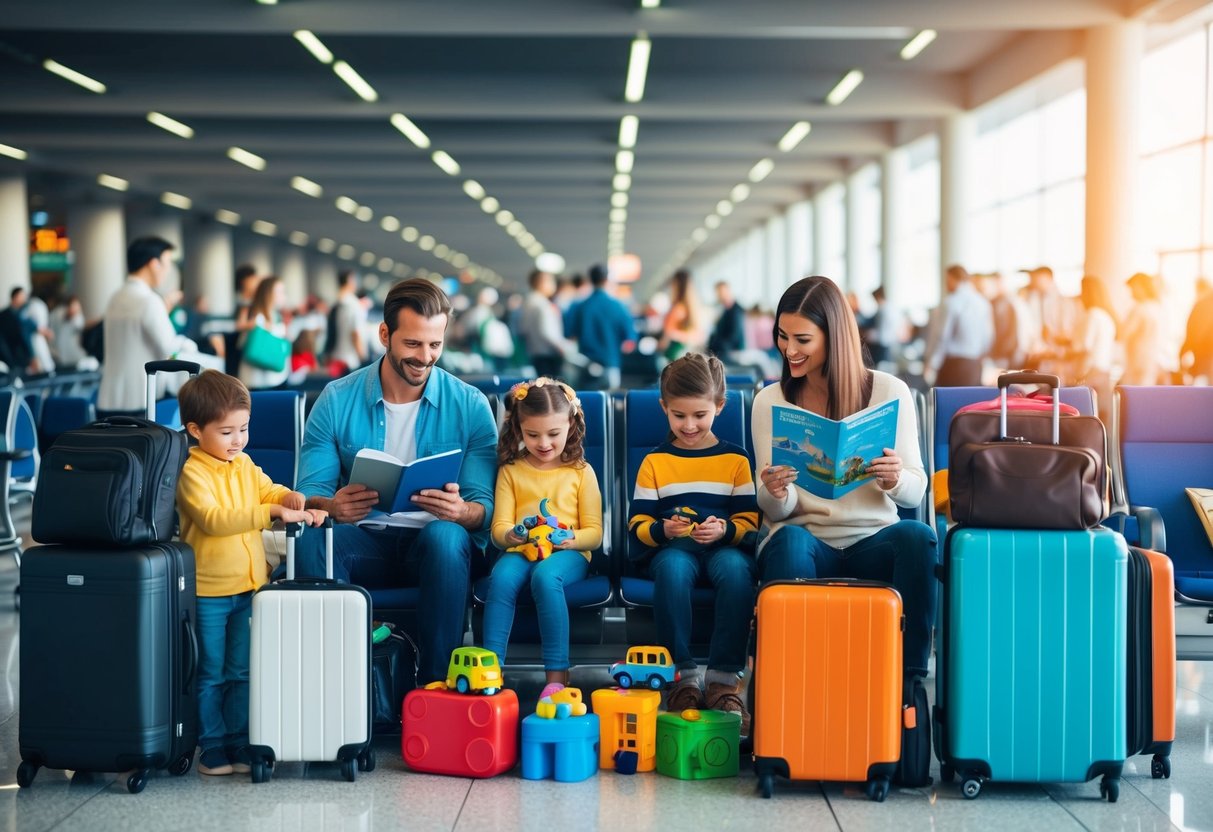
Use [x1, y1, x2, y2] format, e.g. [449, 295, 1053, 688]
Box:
[68, 203, 126, 319]
[1085, 21, 1144, 282]
[276, 244, 308, 308]
[939, 112, 975, 285]
[183, 221, 235, 315]
[811, 189, 828, 276]
[310, 254, 339, 302]
[126, 209, 184, 295]
[845, 168, 865, 292]
[233, 234, 274, 275]
[0, 175, 30, 297]
[881, 148, 908, 314]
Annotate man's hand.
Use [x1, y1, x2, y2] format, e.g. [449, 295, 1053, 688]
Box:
[322, 483, 379, 524]
[411, 482, 468, 525]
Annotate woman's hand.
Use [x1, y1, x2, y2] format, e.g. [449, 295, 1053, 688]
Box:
[867, 448, 902, 491]
[760, 464, 796, 500]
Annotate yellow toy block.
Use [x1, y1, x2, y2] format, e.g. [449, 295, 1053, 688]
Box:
[590, 688, 661, 772]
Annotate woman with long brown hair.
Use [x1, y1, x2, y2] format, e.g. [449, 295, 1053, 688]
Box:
[659, 268, 707, 361]
[751, 276, 936, 680]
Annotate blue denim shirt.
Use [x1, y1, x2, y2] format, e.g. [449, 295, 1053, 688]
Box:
[296, 361, 498, 546]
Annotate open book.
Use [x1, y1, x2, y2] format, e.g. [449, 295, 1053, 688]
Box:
[771, 399, 899, 499]
[348, 447, 463, 514]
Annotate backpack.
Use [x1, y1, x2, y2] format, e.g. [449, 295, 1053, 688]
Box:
[479, 317, 515, 359]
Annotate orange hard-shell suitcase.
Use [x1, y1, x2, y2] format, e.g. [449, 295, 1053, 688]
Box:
[1128, 547, 1176, 778]
[753, 579, 903, 801]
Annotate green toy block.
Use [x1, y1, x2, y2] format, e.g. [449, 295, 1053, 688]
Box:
[656, 709, 741, 780]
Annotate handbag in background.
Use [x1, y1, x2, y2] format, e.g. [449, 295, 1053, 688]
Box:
[244, 325, 290, 372]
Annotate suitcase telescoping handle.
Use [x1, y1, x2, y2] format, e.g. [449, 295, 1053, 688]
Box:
[283, 516, 335, 581]
[997, 371, 1061, 445]
[145, 359, 202, 421]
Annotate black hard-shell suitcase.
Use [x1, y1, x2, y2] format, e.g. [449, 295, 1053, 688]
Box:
[16, 542, 199, 793]
[31, 360, 200, 547]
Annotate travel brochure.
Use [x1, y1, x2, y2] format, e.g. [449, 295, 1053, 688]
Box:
[771, 399, 899, 499]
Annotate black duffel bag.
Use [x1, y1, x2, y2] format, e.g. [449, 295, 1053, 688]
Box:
[372, 623, 418, 735]
[33, 416, 189, 546]
[948, 372, 1107, 530]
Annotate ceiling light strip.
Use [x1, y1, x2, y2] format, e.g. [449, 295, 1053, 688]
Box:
[826, 69, 864, 106]
[293, 30, 334, 64]
[42, 59, 106, 94]
[147, 112, 194, 139]
[624, 34, 651, 104]
[333, 60, 378, 102]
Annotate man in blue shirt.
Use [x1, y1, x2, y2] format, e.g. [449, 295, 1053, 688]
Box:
[295, 278, 497, 683]
[567, 264, 638, 389]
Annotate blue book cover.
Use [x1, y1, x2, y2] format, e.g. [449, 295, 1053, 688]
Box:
[349, 447, 464, 514]
[770, 399, 899, 499]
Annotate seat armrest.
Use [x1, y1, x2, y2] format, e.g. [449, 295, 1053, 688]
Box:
[1106, 506, 1166, 551]
[0, 449, 32, 462]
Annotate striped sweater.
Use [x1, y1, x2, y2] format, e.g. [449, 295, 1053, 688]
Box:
[628, 440, 759, 558]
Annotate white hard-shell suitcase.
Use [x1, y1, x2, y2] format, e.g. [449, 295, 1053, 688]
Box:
[248, 519, 375, 782]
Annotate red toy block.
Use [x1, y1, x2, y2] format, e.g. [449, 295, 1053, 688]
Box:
[401, 688, 519, 777]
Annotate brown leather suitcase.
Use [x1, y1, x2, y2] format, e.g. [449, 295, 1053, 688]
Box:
[948, 372, 1106, 529]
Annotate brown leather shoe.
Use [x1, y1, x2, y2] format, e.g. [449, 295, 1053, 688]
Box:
[705, 680, 751, 736]
[665, 676, 705, 712]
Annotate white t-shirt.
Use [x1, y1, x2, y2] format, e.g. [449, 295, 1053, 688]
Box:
[383, 399, 420, 464]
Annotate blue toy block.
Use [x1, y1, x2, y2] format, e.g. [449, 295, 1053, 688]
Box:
[521, 713, 600, 783]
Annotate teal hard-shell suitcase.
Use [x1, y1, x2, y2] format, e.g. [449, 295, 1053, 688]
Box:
[935, 526, 1128, 801]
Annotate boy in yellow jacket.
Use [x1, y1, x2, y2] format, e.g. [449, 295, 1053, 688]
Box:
[176, 370, 327, 776]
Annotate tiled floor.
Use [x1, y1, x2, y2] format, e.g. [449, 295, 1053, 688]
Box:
[1, 514, 1211, 831]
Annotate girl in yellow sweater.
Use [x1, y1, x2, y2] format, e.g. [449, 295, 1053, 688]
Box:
[484, 377, 602, 701]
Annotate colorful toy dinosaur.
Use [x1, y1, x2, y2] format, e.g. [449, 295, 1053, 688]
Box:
[510, 498, 575, 562]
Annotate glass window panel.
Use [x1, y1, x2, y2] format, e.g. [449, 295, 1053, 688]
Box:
[1140, 29, 1206, 155]
[787, 201, 813, 282]
[766, 215, 787, 300]
[973, 129, 1000, 210]
[998, 111, 1043, 201]
[1041, 180, 1086, 284]
[1204, 141, 1213, 245]
[999, 195, 1042, 276]
[1042, 89, 1086, 185]
[1141, 144, 1203, 252]
[905, 229, 941, 314]
[968, 209, 999, 273]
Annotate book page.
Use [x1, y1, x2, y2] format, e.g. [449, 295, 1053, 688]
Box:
[834, 399, 899, 498]
[771, 405, 842, 500]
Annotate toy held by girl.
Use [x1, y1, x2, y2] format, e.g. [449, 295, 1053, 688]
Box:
[484, 378, 604, 703]
[627, 353, 758, 733]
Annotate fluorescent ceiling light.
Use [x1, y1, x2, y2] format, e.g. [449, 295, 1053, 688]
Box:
[360, 251, 376, 267]
[900, 29, 937, 61]
[528, 243, 545, 258]
[354, 205, 374, 222]
[609, 222, 625, 233]
[97, 173, 128, 191]
[610, 208, 628, 223]
[431, 150, 461, 176]
[161, 192, 192, 210]
[618, 115, 639, 149]
[615, 150, 635, 174]
[704, 214, 721, 229]
[463, 180, 486, 200]
[611, 192, 629, 208]
[378, 257, 394, 272]
[613, 173, 632, 191]
[251, 220, 277, 236]
[480, 196, 499, 213]
[332, 60, 378, 102]
[731, 183, 751, 202]
[215, 209, 241, 226]
[624, 35, 651, 104]
[402, 226, 419, 242]
[0, 143, 27, 161]
[42, 59, 106, 94]
[293, 30, 333, 64]
[691, 228, 708, 243]
[335, 196, 358, 214]
[495, 209, 514, 226]
[826, 69, 864, 106]
[289, 231, 309, 246]
[518, 232, 536, 247]
[146, 112, 194, 139]
[390, 113, 431, 149]
[536, 252, 565, 273]
[748, 158, 774, 183]
[716, 200, 734, 216]
[452, 253, 469, 268]
[317, 237, 336, 253]
[380, 215, 400, 232]
[418, 235, 435, 251]
[394, 263, 411, 277]
[777, 121, 812, 153]
[433, 243, 450, 258]
[337, 244, 356, 260]
[506, 221, 524, 236]
[291, 175, 323, 197]
[640, 0, 661, 7]
[227, 147, 267, 171]
[256, 0, 277, 5]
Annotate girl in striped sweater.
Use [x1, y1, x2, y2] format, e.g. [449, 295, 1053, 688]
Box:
[628, 353, 758, 732]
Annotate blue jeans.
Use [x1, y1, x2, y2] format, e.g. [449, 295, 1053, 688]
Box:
[295, 520, 485, 684]
[196, 592, 253, 754]
[760, 521, 938, 676]
[650, 546, 756, 674]
[482, 549, 589, 671]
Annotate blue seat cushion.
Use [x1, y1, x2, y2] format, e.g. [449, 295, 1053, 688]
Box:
[1175, 573, 1213, 604]
[618, 576, 716, 607]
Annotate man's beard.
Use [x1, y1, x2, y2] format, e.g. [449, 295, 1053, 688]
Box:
[390, 353, 433, 387]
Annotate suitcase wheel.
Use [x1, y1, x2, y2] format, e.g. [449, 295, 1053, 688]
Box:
[758, 773, 775, 799]
[126, 770, 149, 794]
[250, 759, 270, 784]
[1099, 776, 1119, 803]
[939, 762, 955, 783]
[1151, 755, 1171, 779]
[865, 776, 890, 802]
[16, 761, 38, 788]
[168, 754, 192, 777]
[341, 758, 357, 782]
[358, 748, 376, 773]
[961, 777, 982, 800]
